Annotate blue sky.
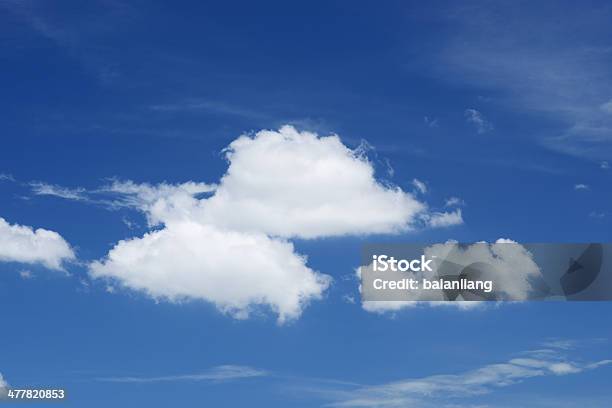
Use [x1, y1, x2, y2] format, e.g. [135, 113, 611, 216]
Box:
[1, 1, 612, 407]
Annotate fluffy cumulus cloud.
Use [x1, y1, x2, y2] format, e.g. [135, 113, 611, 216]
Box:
[90, 222, 330, 323]
[89, 126, 463, 322]
[197, 126, 428, 238]
[424, 239, 541, 300]
[359, 239, 541, 314]
[0, 217, 75, 270]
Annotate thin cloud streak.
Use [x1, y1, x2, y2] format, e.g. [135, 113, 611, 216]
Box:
[148, 98, 269, 120]
[97, 365, 268, 384]
[303, 344, 612, 407]
[29, 182, 88, 201]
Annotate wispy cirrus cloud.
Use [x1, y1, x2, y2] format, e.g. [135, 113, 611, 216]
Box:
[465, 108, 493, 134]
[541, 339, 578, 351]
[1, 0, 129, 84]
[306, 343, 612, 407]
[431, 2, 612, 160]
[412, 178, 428, 194]
[97, 365, 267, 384]
[26, 179, 216, 214]
[29, 182, 88, 201]
[445, 196, 465, 207]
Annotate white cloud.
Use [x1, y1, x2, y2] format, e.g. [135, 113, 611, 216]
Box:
[0, 173, 15, 182]
[197, 126, 428, 238]
[97, 365, 267, 383]
[85, 126, 463, 322]
[98, 179, 216, 224]
[361, 300, 480, 314]
[445, 196, 465, 207]
[361, 299, 418, 313]
[547, 362, 582, 375]
[29, 182, 87, 200]
[412, 178, 427, 194]
[426, 239, 541, 300]
[574, 184, 589, 190]
[356, 260, 480, 315]
[27, 179, 217, 215]
[121, 217, 138, 230]
[541, 339, 578, 350]
[423, 209, 464, 228]
[0, 217, 75, 270]
[601, 161, 609, 170]
[465, 109, 493, 134]
[324, 347, 611, 407]
[19, 270, 33, 279]
[29, 127, 458, 238]
[0, 372, 7, 400]
[90, 221, 330, 323]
